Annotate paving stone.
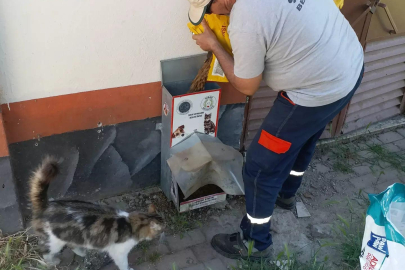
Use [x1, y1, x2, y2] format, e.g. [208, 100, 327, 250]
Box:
[215, 253, 237, 269]
[333, 172, 353, 181]
[397, 128, 405, 137]
[201, 214, 242, 241]
[99, 262, 117, 270]
[376, 169, 401, 183]
[365, 137, 383, 146]
[59, 248, 75, 266]
[375, 177, 402, 193]
[384, 143, 401, 153]
[296, 202, 311, 218]
[314, 163, 330, 174]
[203, 258, 227, 270]
[191, 243, 217, 262]
[377, 160, 392, 169]
[393, 139, 405, 150]
[353, 165, 372, 176]
[378, 131, 403, 144]
[357, 150, 374, 159]
[349, 174, 378, 193]
[156, 249, 198, 270]
[166, 229, 206, 252]
[182, 264, 206, 270]
[135, 262, 158, 270]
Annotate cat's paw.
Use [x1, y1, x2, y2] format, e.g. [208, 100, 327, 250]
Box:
[72, 247, 86, 257]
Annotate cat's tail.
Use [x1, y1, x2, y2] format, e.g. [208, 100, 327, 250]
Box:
[29, 156, 59, 215]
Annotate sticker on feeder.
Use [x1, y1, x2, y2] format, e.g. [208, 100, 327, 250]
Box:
[180, 192, 226, 212]
[163, 103, 169, 116]
[201, 96, 217, 111]
[171, 90, 220, 147]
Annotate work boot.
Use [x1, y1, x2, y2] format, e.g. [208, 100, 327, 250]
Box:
[211, 232, 273, 260]
[275, 194, 296, 210]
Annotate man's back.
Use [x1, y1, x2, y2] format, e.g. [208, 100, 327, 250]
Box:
[229, 0, 364, 106]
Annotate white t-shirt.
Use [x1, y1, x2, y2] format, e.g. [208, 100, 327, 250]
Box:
[228, 0, 364, 107]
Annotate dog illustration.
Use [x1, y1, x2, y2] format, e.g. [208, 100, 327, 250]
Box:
[172, 125, 185, 138]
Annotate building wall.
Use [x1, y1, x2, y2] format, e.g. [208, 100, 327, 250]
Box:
[0, 0, 201, 104]
[0, 1, 247, 232]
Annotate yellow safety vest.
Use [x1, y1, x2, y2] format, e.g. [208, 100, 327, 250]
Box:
[187, 0, 344, 83]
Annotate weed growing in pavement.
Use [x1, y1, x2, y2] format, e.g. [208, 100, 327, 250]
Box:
[320, 137, 405, 175]
[333, 161, 354, 174]
[169, 213, 193, 238]
[366, 144, 405, 173]
[148, 251, 162, 264]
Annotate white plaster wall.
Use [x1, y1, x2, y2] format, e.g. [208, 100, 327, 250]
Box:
[0, 0, 202, 104]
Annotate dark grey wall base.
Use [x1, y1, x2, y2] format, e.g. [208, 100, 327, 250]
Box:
[0, 156, 23, 234]
[8, 103, 245, 223]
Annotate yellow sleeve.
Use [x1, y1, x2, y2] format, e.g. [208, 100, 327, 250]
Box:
[334, 0, 344, 9]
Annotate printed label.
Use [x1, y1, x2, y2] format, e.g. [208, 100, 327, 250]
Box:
[363, 253, 379, 270]
[171, 90, 220, 146]
[212, 58, 225, 77]
[367, 232, 389, 255]
[180, 193, 226, 212]
[200, 96, 217, 111]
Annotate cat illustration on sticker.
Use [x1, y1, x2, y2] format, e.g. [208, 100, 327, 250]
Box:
[177, 100, 192, 115]
[201, 96, 217, 111]
[163, 103, 169, 116]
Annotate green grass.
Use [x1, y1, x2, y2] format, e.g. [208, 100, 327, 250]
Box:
[228, 243, 329, 270]
[323, 198, 367, 270]
[0, 230, 46, 270]
[169, 213, 193, 238]
[366, 144, 405, 173]
[322, 138, 405, 175]
[333, 161, 354, 174]
[148, 251, 162, 264]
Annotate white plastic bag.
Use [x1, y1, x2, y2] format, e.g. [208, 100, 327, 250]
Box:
[360, 183, 405, 270]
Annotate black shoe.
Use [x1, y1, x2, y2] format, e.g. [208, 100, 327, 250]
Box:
[211, 232, 273, 261]
[275, 195, 296, 210]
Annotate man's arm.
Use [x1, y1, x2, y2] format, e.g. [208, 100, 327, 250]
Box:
[210, 43, 262, 96]
[193, 20, 262, 96]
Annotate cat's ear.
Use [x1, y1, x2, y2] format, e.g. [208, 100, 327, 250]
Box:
[148, 204, 156, 213]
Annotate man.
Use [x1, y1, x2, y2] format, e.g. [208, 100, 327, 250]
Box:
[187, 0, 364, 260]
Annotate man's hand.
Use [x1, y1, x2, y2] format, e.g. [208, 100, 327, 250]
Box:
[191, 19, 262, 96]
[192, 19, 220, 52]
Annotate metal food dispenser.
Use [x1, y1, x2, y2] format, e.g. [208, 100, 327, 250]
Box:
[160, 54, 244, 212]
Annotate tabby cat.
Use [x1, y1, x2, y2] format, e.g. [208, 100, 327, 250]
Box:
[204, 113, 216, 134]
[29, 157, 164, 270]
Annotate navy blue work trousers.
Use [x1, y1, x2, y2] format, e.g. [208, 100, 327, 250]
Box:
[240, 67, 364, 251]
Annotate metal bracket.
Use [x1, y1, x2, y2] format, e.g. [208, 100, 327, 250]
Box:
[377, 2, 398, 34]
